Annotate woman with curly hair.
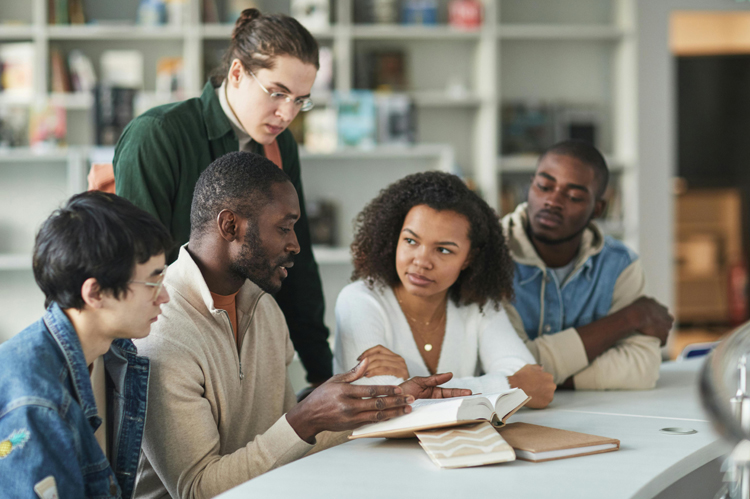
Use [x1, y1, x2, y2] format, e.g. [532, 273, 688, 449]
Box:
[334, 172, 555, 408]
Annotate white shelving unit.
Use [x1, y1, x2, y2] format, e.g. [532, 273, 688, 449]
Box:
[0, 0, 639, 343]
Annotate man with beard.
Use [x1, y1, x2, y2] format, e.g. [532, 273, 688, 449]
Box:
[501, 140, 674, 390]
[133, 152, 469, 498]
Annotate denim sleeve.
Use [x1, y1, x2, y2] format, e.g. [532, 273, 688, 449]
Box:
[0, 405, 85, 497]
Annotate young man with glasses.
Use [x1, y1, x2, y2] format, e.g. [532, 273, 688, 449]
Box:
[113, 10, 335, 391]
[0, 192, 172, 498]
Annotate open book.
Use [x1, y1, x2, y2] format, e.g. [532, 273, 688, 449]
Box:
[350, 388, 530, 439]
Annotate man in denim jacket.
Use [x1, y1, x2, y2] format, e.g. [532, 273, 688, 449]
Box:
[502, 140, 674, 390]
[0, 192, 172, 498]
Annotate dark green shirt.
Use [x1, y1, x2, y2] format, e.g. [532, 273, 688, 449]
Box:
[113, 81, 332, 383]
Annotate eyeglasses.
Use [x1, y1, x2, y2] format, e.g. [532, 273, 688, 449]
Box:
[130, 265, 168, 302]
[249, 71, 315, 112]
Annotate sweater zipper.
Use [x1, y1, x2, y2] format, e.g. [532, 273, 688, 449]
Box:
[219, 309, 244, 381]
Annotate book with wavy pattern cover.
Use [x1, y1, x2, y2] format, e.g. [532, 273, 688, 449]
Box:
[416, 422, 515, 468]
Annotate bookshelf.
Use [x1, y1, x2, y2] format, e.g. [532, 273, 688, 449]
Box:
[0, 0, 639, 347]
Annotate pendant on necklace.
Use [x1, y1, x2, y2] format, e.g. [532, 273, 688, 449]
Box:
[424, 344, 433, 352]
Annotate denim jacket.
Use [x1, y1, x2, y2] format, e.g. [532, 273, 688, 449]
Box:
[501, 203, 662, 390]
[0, 303, 149, 498]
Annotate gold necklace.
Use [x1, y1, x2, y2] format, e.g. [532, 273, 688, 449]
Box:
[394, 288, 447, 352]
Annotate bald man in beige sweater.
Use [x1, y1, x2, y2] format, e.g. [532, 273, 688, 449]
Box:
[133, 152, 469, 499]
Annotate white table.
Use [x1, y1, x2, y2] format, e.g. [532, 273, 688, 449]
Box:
[219, 359, 730, 499]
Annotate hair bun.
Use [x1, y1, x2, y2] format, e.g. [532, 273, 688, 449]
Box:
[233, 8, 260, 40]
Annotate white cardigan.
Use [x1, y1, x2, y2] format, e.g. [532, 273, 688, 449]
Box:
[333, 280, 535, 394]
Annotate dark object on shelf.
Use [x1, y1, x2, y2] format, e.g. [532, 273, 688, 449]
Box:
[376, 93, 416, 145]
[306, 199, 338, 246]
[402, 0, 438, 25]
[501, 102, 554, 155]
[355, 50, 407, 91]
[501, 102, 603, 155]
[354, 0, 398, 24]
[95, 86, 136, 146]
[555, 107, 600, 147]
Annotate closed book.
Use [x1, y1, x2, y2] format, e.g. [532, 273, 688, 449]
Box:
[350, 388, 530, 439]
[497, 422, 620, 462]
[416, 422, 515, 469]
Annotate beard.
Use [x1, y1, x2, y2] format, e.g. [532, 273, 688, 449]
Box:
[229, 224, 294, 294]
[530, 222, 588, 245]
[528, 209, 593, 246]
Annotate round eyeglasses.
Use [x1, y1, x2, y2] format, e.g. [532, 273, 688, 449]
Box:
[130, 265, 168, 302]
[249, 71, 315, 112]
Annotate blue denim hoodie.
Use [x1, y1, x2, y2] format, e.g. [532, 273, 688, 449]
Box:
[0, 303, 149, 498]
[502, 203, 638, 340]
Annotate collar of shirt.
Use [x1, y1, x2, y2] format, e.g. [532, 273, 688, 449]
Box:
[217, 79, 255, 152]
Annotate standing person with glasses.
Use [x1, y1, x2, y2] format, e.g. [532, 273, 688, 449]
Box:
[113, 8, 333, 389]
[0, 191, 172, 498]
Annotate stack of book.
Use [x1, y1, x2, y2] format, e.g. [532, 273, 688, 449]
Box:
[351, 389, 620, 469]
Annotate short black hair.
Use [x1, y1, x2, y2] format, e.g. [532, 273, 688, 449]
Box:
[33, 191, 173, 310]
[540, 139, 609, 198]
[351, 171, 514, 311]
[190, 151, 292, 237]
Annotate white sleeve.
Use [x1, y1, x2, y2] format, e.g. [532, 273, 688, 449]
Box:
[333, 283, 405, 386]
[440, 304, 535, 394]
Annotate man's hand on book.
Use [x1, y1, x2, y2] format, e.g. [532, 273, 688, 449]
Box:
[357, 344, 410, 380]
[286, 358, 414, 443]
[399, 373, 472, 400]
[507, 365, 556, 409]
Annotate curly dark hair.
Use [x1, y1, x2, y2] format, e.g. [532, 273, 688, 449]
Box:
[351, 171, 514, 310]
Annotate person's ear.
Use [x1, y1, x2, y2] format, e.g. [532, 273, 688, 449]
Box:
[80, 278, 105, 309]
[228, 59, 245, 87]
[217, 210, 241, 242]
[461, 248, 478, 271]
[592, 199, 607, 220]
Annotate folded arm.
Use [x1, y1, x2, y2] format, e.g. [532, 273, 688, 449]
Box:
[508, 260, 671, 389]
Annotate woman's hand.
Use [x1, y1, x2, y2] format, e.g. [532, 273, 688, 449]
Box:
[357, 345, 410, 380]
[507, 364, 556, 409]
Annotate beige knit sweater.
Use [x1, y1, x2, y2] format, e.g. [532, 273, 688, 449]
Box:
[133, 246, 345, 499]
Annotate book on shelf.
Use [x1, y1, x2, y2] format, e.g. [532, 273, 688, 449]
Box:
[497, 422, 620, 462]
[376, 93, 416, 145]
[354, 0, 399, 24]
[50, 48, 71, 94]
[350, 388, 530, 439]
[202, 0, 220, 24]
[304, 108, 337, 153]
[0, 42, 34, 98]
[402, 0, 438, 25]
[29, 105, 66, 148]
[356, 50, 407, 92]
[334, 90, 376, 149]
[416, 421, 515, 469]
[501, 101, 605, 156]
[95, 86, 136, 146]
[68, 50, 97, 93]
